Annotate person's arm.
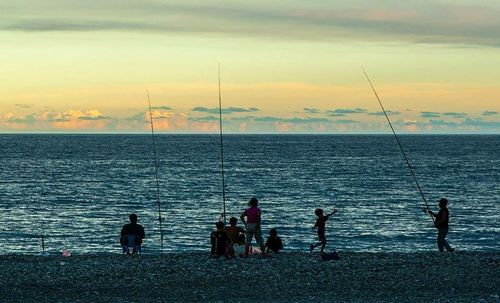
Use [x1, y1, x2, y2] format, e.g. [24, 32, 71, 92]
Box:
[256, 209, 262, 227]
[325, 209, 337, 219]
[424, 207, 437, 217]
[240, 211, 247, 226]
[278, 237, 283, 250]
[429, 209, 436, 217]
[434, 210, 444, 225]
[140, 226, 145, 239]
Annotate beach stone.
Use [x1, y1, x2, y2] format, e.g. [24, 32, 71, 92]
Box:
[1, 252, 499, 303]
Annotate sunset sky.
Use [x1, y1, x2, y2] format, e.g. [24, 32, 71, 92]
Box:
[1, 0, 499, 133]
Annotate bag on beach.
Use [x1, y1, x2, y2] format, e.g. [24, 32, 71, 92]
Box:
[322, 250, 340, 261]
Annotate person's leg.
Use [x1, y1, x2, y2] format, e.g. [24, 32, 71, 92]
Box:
[245, 224, 255, 258]
[255, 226, 266, 254]
[320, 238, 327, 254]
[310, 233, 325, 252]
[441, 228, 454, 252]
[437, 229, 445, 252]
[310, 241, 322, 251]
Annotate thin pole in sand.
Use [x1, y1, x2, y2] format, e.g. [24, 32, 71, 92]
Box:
[147, 89, 165, 252]
[361, 67, 434, 222]
[218, 63, 227, 224]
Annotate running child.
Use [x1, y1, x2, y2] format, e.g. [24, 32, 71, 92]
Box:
[310, 208, 337, 254]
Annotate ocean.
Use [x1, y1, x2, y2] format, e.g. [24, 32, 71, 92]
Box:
[0, 134, 498, 254]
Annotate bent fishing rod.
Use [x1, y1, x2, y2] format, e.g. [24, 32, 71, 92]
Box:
[147, 89, 165, 252]
[218, 63, 227, 224]
[361, 67, 434, 222]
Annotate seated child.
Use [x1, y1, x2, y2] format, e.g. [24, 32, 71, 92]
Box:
[210, 221, 231, 259]
[224, 217, 246, 257]
[265, 228, 283, 254]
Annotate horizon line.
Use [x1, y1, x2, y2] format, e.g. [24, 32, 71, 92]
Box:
[0, 132, 498, 136]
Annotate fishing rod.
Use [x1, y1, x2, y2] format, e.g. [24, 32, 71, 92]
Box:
[218, 63, 227, 224]
[361, 67, 434, 222]
[41, 235, 45, 253]
[147, 89, 165, 252]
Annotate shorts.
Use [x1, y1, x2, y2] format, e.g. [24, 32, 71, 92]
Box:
[245, 223, 264, 246]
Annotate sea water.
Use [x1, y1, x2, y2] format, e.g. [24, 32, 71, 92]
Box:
[0, 134, 498, 254]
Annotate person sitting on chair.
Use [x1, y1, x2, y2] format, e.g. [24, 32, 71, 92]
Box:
[120, 213, 145, 255]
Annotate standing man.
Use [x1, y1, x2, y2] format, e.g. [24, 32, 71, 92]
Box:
[240, 197, 266, 257]
[425, 198, 455, 252]
[121, 213, 145, 254]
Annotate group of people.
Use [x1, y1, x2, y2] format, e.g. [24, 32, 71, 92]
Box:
[120, 197, 454, 256]
[210, 197, 283, 259]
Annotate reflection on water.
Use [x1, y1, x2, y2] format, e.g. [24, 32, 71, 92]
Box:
[0, 134, 498, 254]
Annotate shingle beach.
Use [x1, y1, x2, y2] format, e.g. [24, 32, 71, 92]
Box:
[1, 252, 498, 302]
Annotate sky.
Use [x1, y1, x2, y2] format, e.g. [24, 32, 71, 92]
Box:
[0, 0, 499, 133]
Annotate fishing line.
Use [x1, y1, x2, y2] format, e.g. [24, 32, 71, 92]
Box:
[218, 63, 227, 224]
[361, 67, 434, 222]
[147, 89, 165, 252]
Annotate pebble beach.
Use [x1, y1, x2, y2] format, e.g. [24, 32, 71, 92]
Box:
[1, 251, 499, 302]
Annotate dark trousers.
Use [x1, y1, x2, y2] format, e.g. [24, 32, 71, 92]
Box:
[437, 228, 453, 252]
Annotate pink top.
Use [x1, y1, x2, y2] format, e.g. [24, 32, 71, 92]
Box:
[244, 206, 261, 224]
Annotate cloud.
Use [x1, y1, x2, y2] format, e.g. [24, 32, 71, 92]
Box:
[368, 110, 401, 116]
[14, 104, 33, 109]
[442, 112, 468, 118]
[461, 118, 500, 128]
[2, 2, 500, 46]
[327, 108, 367, 116]
[228, 115, 258, 121]
[188, 116, 219, 122]
[151, 106, 172, 110]
[6, 113, 38, 124]
[420, 111, 441, 118]
[304, 107, 321, 114]
[253, 116, 330, 124]
[192, 107, 259, 114]
[333, 119, 358, 124]
[428, 119, 459, 127]
[0, 109, 114, 131]
[78, 115, 111, 120]
[482, 111, 498, 116]
[125, 112, 147, 122]
[121, 110, 188, 131]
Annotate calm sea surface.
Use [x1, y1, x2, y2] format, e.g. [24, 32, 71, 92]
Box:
[0, 134, 498, 254]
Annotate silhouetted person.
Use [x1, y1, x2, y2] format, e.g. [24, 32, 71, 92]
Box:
[120, 213, 145, 255]
[240, 197, 266, 257]
[265, 228, 283, 254]
[211, 221, 231, 259]
[225, 217, 245, 257]
[310, 208, 337, 254]
[425, 198, 455, 252]
[225, 217, 246, 245]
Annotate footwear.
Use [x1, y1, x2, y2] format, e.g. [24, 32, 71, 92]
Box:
[309, 244, 314, 253]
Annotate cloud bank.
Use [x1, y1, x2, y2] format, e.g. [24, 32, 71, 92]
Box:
[1, 105, 499, 133]
[1, 1, 500, 46]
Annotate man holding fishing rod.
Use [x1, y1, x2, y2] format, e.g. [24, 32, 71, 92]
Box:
[424, 198, 455, 253]
[363, 68, 455, 254]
